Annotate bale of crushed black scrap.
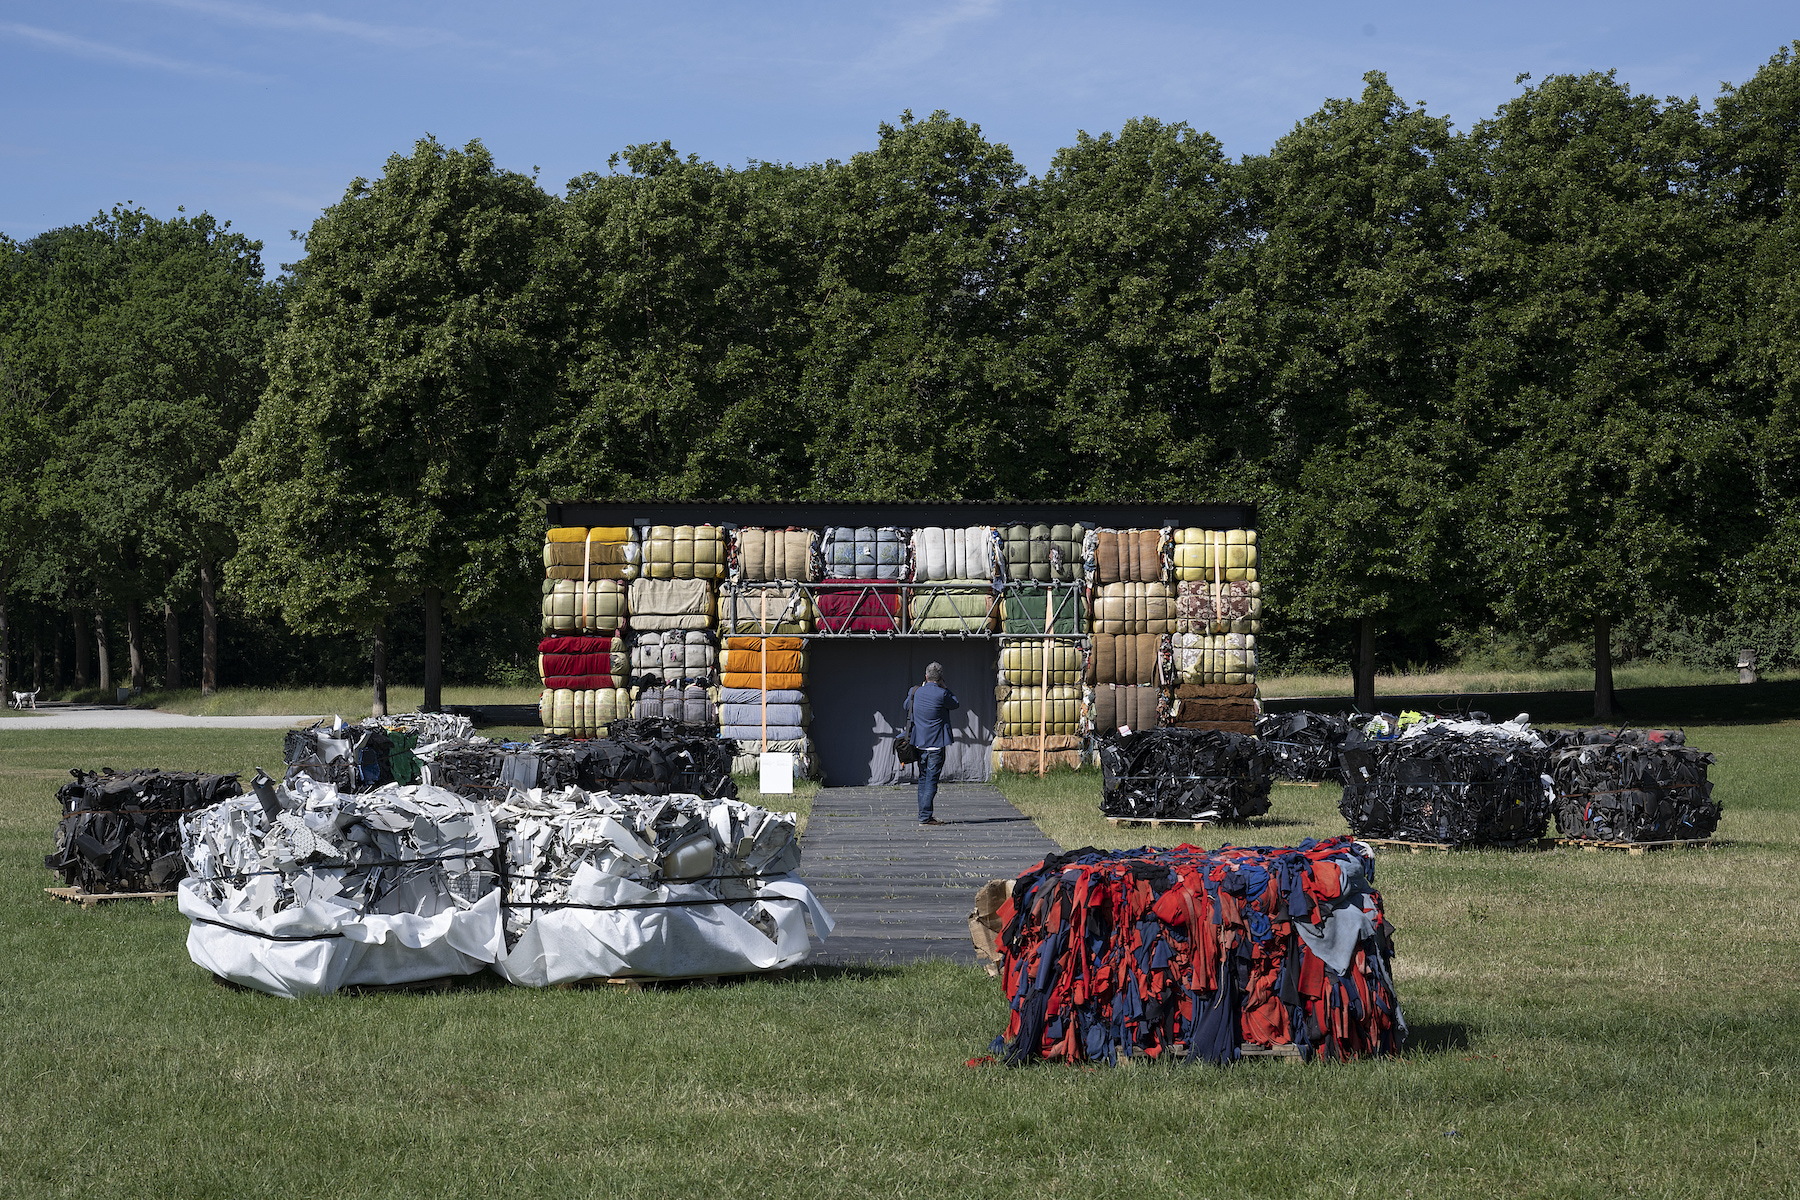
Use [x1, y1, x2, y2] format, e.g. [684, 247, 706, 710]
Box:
[1547, 729, 1719, 842]
[1336, 717, 1554, 845]
[178, 777, 503, 997]
[1255, 711, 1353, 782]
[1097, 728, 1272, 822]
[491, 787, 832, 985]
[413, 737, 589, 800]
[282, 713, 476, 792]
[46, 768, 243, 893]
[411, 726, 739, 802]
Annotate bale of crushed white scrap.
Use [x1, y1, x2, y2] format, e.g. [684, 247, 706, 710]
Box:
[178, 775, 503, 997]
[492, 788, 833, 986]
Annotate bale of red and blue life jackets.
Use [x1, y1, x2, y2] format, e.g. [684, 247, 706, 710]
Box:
[1336, 713, 1554, 845]
[990, 837, 1404, 1064]
[1548, 728, 1720, 842]
[1097, 728, 1273, 822]
[1255, 710, 1353, 782]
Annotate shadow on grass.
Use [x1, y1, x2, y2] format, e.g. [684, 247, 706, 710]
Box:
[774, 962, 904, 984]
[1263, 679, 1800, 727]
[1404, 1022, 1474, 1054]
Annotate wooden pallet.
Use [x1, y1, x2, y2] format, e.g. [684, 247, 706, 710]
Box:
[1239, 1042, 1305, 1062]
[46, 887, 177, 909]
[1556, 836, 1715, 856]
[1362, 838, 1554, 854]
[1106, 817, 1212, 830]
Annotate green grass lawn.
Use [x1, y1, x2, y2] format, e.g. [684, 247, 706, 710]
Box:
[1259, 662, 1800, 699]
[2, 722, 1798, 1198]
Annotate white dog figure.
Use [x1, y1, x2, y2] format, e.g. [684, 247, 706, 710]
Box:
[10, 688, 39, 710]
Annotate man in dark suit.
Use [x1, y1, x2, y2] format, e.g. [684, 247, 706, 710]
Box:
[904, 662, 959, 825]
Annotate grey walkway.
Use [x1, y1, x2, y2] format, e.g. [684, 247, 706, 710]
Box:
[802, 782, 1060, 967]
[0, 707, 317, 729]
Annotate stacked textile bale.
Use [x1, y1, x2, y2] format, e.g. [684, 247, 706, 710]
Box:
[46, 768, 243, 894]
[1547, 729, 1720, 842]
[993, 642, 1087, 770]
[540, 687, 633, 737]
[996, 686, 1082, 739]
[539, 634, 626, 690]
[999, 641, 1084, 688]
[1085, 631, 1161, 735]
[1338, 714, 1554, 846]
[491, 788, 830, 985]
[629, 630, 718, 725]
[544, 526, 640, 580]
[628, 577, 714, 630]
[1089, 528, 1168, 584]
[1170, 633, 1256, 686]
[640, 524, 727, 581]
[1256, 711, 1353, 781]
[822, 526, 909, 581]
[719, 635, 814, 773]
[719, 584, 814, 634]
[990, 837, 1403, 1064]
[1098, 728, 1273, 822]
[730, 527, 819, 582]
[179, 776, 504, 997]
[814, 585, 902, 633]
[1001, 585, 1085, 634]
[1176, 579, 1262, 634]
[1091, 685, 1161, 735]
[1000, 523, 1083, 582]
[541, 578, 627, 635]
[1091, 582, 1177, 635]
[1171, 528, 1259, 582]
[910, 587, 996, 632]
[1166, 684, 1258, 735]
[910, 526, 997, 582]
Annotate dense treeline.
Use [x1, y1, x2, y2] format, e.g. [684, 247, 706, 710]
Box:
[3, 52, 1798, 714]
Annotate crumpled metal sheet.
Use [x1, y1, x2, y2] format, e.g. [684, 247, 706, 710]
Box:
[178, 776, 503, 997]
[1337, 714, 1554, 845]
[46, 768, 243, 893]
[491, 787, 833, 985]
[1097, 728, 1273, 821]
[1547, 728, 1719, 842]
[283, 713, 476, 792]
[1255, 711, 1352, 782]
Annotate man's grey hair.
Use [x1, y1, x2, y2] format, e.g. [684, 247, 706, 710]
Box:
[925, 662, 945, 683]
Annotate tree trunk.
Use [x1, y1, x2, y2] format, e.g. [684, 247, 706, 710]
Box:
[94, 598, 112, 693]
[127, 600, 145, 691]
[1594, 613, 1615, 720]
[199, 556, 219, 696]
[0, 591, 9, 701]
[72, 605, 89, 688]
[1354, 615, 1377, 712]
[423, 587, 443, 711]
[164, 597, 181, 690]
[371, 619, 389, 718]
[33, 620, 43, 690]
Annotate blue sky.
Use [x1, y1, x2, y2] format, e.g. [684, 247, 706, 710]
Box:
[2, 1, 1793, 272]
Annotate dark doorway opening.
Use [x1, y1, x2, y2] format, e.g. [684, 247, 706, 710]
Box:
[807, 641, 996, 786]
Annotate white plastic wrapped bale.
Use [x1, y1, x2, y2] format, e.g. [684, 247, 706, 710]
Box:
[178, 777, 503, 998]
[492, 789, 834, 985]
[821, 526, 909, 581]
[910, 526, 996, 582]
[628, 577, 716, 631]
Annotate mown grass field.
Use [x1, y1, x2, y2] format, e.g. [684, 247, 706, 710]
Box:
[2, 716, 1797, 1199]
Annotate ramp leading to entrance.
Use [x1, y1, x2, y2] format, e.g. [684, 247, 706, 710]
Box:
[802, 782, 1060, 966]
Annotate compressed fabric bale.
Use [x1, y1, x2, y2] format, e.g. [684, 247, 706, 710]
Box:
[813, 586, 902, 632]
[1337, 714, 1553, 846]
[45, 768, 244, 894]
[718, 686, 806, 706]
[721, 723, 810, 742]
[1254, 711, 1352, 782]
[627, 577, 715, 631]
[1173, 682, 1257, 700]
[720, 671, 805, 691]
[1171, 527, 1259, 582]
[728, 736, 817, 773]
[996, 686, 1082, 737]
[910, 526, 996, 582]
[1093, 529, 1166, 584]
[909, 587, 995, 632]
[719, 701, 810, 729]
[1170, 632, 1256, 685]
[992, 748, 1084, 773]
[641, 524, 727, 581]
[539, 687, 634, 737]
[1091, 684, 1162, 735]
[998, 642, 1084, 688]
[539, 634, 627, 690]
[1097, 728, 1273, 822]
[719, 584, 814, 634]
[1174, 580, 1262, 635]
[1001, 585, 1085, 634]
[991, 837, 1401, 1064]
[628, 631, 717, 686]
[633, 685, 717, 726]
[1547, 729, 1720, 842]
[1167, 696, 1257, 724]
[178, 778, 504, 998]
[720, 647, 808, 676]
[1091, 582, 1176, 635]
[821, 526, 909, 581]
[1000, 523, 1082, 583]
[541, 579, 628, 635]
[491, 788, 832, 986]
[731, 528, 819, 583]
[544, 527, 641, 581]
[1085, 633, 1162, 686]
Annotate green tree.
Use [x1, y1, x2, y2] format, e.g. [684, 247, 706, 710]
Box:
[1458, 72, 1743, 716]
[231, 137, 557, 714]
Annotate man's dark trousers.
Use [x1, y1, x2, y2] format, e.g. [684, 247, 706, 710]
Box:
[918, 748, 946, 822]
